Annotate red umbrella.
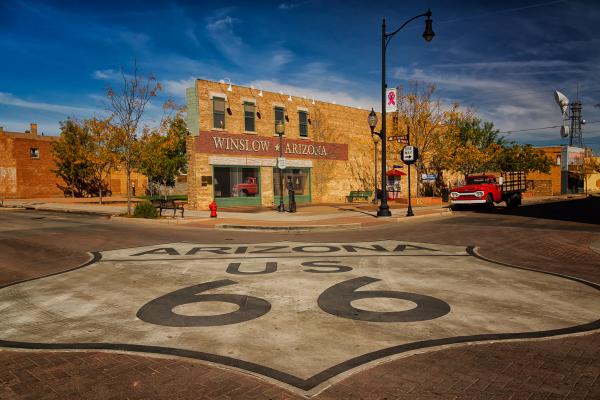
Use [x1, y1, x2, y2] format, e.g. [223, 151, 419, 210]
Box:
[386, 169, 406, 177]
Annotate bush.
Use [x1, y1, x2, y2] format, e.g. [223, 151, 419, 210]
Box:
[133, 201, 159, 219]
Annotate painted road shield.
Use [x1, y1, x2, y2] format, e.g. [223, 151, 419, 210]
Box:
[1, 240, 599, 392]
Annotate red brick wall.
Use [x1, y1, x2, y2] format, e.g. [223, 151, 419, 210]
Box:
[13, 137, 63, 198]
[0, 135, 18, 197]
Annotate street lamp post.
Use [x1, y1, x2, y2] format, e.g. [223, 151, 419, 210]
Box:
[276, 121, 285, 212]
[406, 126, 414, 217]
[372, 133, 379, 203]
[369, 10, 434, 217]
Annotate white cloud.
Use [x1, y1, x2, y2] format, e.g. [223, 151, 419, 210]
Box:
[162, 77, 196, 97]
[92, 69, 116, 80]
[248, 79, 378, 110]
[0, 92, 96, 115]
[278, 2, 306, 10]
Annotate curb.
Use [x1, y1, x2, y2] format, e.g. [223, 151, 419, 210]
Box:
[215, 223, 363, 232]
[591, 240, 600, 256]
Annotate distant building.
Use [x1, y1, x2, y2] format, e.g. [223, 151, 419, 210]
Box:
[0, 123, 63, 198]
[528, 146, 597, 195]
[0, 123, 148, 199]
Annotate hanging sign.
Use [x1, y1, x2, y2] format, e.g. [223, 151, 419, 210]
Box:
[386, 88, 397, 113]
[277, 157, 287, 169]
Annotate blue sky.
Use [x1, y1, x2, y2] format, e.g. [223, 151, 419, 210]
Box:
[1, 0, 600, 152]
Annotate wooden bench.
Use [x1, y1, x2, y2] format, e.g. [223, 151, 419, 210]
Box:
[346, 190, 373, 202]
[153, 199, 185, 218]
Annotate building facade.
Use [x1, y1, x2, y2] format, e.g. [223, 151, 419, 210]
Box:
[0, 124, 64, 198]
[528, 146, 597, 195]
[185, 79, 403, 210]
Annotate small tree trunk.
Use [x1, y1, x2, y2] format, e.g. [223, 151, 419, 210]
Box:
[99, 187, 103, 205]
[126, 167, 132, 216]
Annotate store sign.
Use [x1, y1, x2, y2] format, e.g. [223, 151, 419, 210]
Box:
[561, 146, 585, 172]
[196, 131, 348, 161]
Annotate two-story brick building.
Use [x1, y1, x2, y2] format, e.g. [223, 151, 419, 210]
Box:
[185, 79, 399, 210]
[0, 124, 64, 198]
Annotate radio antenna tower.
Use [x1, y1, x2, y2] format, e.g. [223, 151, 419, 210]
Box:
[553, 90, 585, 148]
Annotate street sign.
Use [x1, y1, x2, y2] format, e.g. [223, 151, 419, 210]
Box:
[277, 157, 286, 169]
[388, 135, 408, 144]
[401, 146, 418, 164]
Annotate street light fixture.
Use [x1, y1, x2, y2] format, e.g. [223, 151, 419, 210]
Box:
[275, 120, 285, 212]
[369, 9, 434, 217]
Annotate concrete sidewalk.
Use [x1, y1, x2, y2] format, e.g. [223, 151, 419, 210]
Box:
[1, 198, 452, 230]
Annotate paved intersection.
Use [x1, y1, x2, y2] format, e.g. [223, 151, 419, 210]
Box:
[1, 198, 599, 399]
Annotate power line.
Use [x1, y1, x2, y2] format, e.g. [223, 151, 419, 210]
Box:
[499, 120, 600, 135]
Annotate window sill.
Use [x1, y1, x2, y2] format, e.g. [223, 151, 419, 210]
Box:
[211, 128, 227, 132]
[298, 136, 309, 140]
[243, 131, 258, 135]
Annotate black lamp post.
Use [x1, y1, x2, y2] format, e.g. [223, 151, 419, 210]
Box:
[372, 132, 379, 203]
[276, 121, 285, 212]
[368, 10, 434, 217]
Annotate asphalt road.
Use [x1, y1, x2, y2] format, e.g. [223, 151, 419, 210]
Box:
[1, 197, 599, 399]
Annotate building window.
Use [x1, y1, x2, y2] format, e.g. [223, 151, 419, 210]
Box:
[273, 168, 310, 197]
[244, 102, 256, 132]
[30, 147, 39, 159]
[274, 107, 285, 134]
[299, 111, 308, 137]
[213, 97, 226, 129]
[214, 166, 260, 198]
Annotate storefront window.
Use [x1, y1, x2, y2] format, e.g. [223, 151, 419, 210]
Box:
[214, 166, 260, 198]
[273, 168, 309, 196]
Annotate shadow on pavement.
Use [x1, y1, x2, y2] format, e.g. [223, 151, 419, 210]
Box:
[476, 196, 600, 225]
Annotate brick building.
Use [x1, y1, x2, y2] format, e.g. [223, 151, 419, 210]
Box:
[527, 146, 594, 195]
[0, 123, 147, 199]
[185, 79, 414, 210]
[0, 124, 64, 198]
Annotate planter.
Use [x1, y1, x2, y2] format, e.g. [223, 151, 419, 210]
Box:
[394, 197, 443, 206]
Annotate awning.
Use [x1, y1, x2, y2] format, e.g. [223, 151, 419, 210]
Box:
[386, 169, 406, 177]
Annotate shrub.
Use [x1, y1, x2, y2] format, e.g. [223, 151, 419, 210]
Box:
[133, 201, 159, 219]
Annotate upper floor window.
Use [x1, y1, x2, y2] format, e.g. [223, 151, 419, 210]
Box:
[244, 102, 256, 132]
[30, 147, 39, 159]
[274, 107, 285, 134]
[299, 111, 308, 137]
[213, 97, 226, 129]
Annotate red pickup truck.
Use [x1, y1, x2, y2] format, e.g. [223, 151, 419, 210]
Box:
[450, 172, 526, 209]
[232, 177, 259, 196]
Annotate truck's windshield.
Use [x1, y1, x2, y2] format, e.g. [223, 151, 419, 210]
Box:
[466, 177, 491, 185]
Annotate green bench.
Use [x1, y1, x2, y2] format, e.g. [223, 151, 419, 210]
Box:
[346, 190, 373, 202]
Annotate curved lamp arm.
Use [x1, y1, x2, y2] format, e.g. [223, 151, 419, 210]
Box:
[385, 9, 432, 49]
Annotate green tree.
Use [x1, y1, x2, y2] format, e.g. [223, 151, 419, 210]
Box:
[139, 114, 187, 196]
[52, 119, 113, 198]
[492, 143, 552, 174]
[52, 119, 94, 197]
[85, 118, 118, 204]
[445, 117, 504, 177]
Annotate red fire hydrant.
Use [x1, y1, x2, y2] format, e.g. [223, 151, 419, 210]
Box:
[209, 201, 218, 218]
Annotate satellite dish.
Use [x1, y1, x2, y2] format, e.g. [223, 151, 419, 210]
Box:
[560, 125, 570, 138]
[554, 90, 569, 116]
